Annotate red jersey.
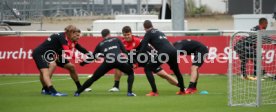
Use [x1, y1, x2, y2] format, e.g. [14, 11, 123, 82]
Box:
[65, 33, 77, 50]
[122, 35, 142, 51]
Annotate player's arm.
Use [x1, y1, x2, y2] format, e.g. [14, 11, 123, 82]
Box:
[117, 38, 128, 54]
[139, 33, 151, 53]
[75, 43, 89, 54]
[79, 44, 100, 66]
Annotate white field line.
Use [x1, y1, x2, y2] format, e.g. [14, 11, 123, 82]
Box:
[0, 77, 73, 86]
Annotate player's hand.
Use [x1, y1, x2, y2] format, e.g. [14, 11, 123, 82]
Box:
[133, 63, 139, 69]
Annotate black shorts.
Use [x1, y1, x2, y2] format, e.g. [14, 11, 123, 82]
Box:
[55, 56, 70, 68]
[32, 53, 49, 69]
[192, 47, 208, 67]
[134, 52, 163, 73]
[32, 52, 69, 69]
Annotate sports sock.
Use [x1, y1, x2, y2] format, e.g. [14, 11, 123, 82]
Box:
[194, 82, 197, 88]
[114, 81, 120, 88]
[188, 82, 196, 88]
[75, 81, 82, 89]
[42, 86, 49, 91]
[48, 85, 57, 94]
[145, 69, 158, 92]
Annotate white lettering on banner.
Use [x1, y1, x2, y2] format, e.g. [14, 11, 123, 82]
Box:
[196, 46, 275, 64]
[28, 50, 32, 59]
[0, 47, 275, 64]
[223, 47, 239, 60]
[0, 48, 33, 59]
[208, 47, 217, 60]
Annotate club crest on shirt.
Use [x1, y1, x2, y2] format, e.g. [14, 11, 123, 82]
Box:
[47, 37, 51, 41]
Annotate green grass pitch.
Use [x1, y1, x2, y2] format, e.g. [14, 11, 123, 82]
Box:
[0, 75, 275, 112]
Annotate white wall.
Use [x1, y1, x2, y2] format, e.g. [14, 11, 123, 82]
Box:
[233, 14, 274, 30]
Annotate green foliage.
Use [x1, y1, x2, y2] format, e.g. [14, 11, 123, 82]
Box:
[185, 0, 207, 17]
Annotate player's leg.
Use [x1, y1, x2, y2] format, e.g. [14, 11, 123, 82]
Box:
[156, 69, 178, 87]
[33, 54, 49, 94]
[144, 62, 161, 96]
[240, 55, 248, 79]
[56, 57, 82, 89]
[48, 62, 57, 78]
[185, 65, 199, 94]
[33, 53, 65, 96]
[63, 63, 82, 89]
[116, 62, 136, 96]
[40, 68, 67, 96]
[109, 69, 123, 92]
[186, 48, 208, 94]
[39, 71, 49, 94]
[40, 62, 57, 94]
[166, 51, 185, 94]
[74, 62, 113, 96]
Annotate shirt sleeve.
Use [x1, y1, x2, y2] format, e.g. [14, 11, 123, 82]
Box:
[75, 43, 89, 54]
[118, 38, 128, 54]
[84, 44, 100, 62]
[93, 44, 101, 58]
[55, 33, 68, 46]
[139, 32, 151, 53]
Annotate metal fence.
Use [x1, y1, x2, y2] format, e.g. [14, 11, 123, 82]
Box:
[0, 30, 246, 37]
[0, 0, 160, 21]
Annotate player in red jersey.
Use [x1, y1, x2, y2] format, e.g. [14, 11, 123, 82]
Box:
[108, 26, 178, 96]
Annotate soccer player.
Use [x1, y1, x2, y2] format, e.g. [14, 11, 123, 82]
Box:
[251, 18, 268, 31]
[108, 26, 178, 93]
[138, 20, 186, 95]
[173, 39, 208, 94]
[235, 18, 268, 80]
[32, 25, 90, 96]
[74, 29, 136, 96]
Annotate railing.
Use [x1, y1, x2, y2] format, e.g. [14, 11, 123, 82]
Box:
[0, 30, 255, 36]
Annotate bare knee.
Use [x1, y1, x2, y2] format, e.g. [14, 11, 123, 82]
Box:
[65, 63, 76, 72]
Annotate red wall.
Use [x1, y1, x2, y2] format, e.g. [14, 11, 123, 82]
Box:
[0, 36, 230, 75]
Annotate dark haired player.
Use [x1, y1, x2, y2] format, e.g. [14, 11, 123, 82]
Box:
[235, 18, 268, 80]
[173, 39, 208, 94]
[74, 29, 136, 96]
[32, 25, 90, 96]
[138, 20, 186, 95]
[251, 18, 268, 31]
[108, 26, 178, 96]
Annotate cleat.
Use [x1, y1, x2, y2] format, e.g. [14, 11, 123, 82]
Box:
[248, 76, 257, 81]
[84, 88, 92, 92]
[176, 91, 185, 95]
[51, 92, 67, 96]
[185, 88, 197, 94]
[74, 92, 80, 97]
[127, 92, 137, 96]
[41, 89, 51, 95]
[263, 73, 274, 78]
[108, 87, 120, 92]
[146, 91, 159, 96]
[241, 75, 249, 80]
